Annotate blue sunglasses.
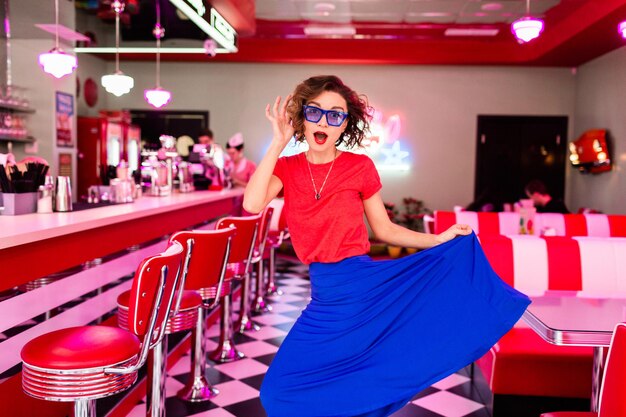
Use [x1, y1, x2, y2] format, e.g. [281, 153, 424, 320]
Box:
[303, 105, 349, 127]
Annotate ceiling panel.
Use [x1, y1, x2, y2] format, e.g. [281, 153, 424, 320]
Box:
[77, 0, 626, 67]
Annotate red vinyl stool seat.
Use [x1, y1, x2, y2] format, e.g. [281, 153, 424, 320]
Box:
[22, 326, 140, 370]
[21, 243, 185, 417]
[118, 290, 202, 334]
[22, 326, 140, 401]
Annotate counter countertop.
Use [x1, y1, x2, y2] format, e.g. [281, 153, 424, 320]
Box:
[0, 189, 243, 250]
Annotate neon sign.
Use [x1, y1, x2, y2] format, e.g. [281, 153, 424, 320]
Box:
[277, 110, 411, 171]
[211, 8, 236, 45]
[347, 110, 411, 171]
[169, 0, 238, 52]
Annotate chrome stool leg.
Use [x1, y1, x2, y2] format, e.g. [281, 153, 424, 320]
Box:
[266, 247, 282, 296]
[235, 273, 260, 333]
[210, 293, 244, 363]
[178, 307, 219, 401]
[146, 335, 168, 417]
[74, 399, 96, 417]
[252, 259, 272, 314]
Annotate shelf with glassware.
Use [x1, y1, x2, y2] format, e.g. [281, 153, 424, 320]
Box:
[0, 86, 36, 142]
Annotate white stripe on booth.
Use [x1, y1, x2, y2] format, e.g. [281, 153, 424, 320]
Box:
[613, 239, 626, 295]
[456, 211, 479, 234]
[584, 214, 611, 237]
[510, 236, 548, 295]
[574, 237, 619, 297]
[535, 213, 566, 236]
[498, 212, 521, 235]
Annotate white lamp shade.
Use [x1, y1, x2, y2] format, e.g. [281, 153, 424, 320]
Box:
[101, 72, 134, 97]
[144, 88, 172, 108]
[512, 17, 544, 43]
[38, 49, 77, 79]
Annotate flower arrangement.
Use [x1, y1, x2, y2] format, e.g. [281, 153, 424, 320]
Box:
[400, 197, 431, 233]
[383, 201, 399, 223]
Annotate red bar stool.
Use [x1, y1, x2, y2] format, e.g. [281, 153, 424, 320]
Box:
[117, 228, 235, 406]
[251, 206, 275, 314]
[20, 242, 185, 417]
[169, 228, 235, 402]
[266, 199, 289, 297]
[211, 213, 262, 362]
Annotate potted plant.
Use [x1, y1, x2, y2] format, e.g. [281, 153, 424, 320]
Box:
[384, 202, 403, 258]
[400, 197, 432, 254]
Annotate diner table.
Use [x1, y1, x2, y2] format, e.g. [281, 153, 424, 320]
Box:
[522, 291, 626, 412]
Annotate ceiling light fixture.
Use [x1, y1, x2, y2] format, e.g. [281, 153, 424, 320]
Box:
[144, 0, 171, 108]
[101, 1, 134, 97]
[511, 0, 544, 43]
[619, 21, 626, 39]
[38, 0, 77, 78]
[304, 25, 356, 37]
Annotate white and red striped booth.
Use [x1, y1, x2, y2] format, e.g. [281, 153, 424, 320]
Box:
[434, 211, 626, 237]
[476, 234, 626, 414]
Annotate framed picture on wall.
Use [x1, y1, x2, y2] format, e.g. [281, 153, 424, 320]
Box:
[55, 92, 74, 148]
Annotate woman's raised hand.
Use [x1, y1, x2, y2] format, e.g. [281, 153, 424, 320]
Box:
[266, 95, 295, 150]
[436, 224, 472, 244]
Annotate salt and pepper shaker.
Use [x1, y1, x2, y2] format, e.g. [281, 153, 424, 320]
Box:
[37, 175, 54, 213]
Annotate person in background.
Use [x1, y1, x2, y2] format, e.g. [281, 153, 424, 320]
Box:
[524, 179, 570, 213]
[465, 187, 503, 212]
[244, 75, 530, 417]
[197, 128, 214, 147]
[225, 133, 256, 188]
[191, 128, 230, 188]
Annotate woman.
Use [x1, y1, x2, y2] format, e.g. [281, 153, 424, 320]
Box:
[244, 75, 530, 417]
[225, 132, 257, 188]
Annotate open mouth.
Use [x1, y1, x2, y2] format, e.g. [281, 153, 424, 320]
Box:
[314, 131, 328, 145]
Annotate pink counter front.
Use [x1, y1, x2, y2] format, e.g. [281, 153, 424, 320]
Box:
[0, 189, 243, 291]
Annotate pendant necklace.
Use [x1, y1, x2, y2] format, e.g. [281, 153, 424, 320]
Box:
[306, 150, 337, 200]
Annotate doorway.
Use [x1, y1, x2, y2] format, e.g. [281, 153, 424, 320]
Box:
[129, 110, 209, 148]
[474, 115, 568, 209]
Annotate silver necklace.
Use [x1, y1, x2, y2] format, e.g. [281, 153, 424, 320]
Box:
[306, 150, 337, 200]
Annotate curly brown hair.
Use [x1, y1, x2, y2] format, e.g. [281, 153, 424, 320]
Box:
[286, 75, 372, 149]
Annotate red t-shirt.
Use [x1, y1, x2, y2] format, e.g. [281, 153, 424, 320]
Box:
[273, 151, 382, 264]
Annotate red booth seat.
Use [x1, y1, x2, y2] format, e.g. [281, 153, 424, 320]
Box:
[475, 234, 626, 404]
[476, 328, 592, 398]
[435, 211, 626, 237]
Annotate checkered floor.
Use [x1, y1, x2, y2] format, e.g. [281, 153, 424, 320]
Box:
[127, 256, 491, 417]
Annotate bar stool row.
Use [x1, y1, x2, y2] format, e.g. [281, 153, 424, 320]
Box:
[20, 203, 288, 417]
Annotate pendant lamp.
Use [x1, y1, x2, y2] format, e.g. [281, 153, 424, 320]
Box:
[38, 0, 78, 78]
[144, 0, 172, 108]
[511, 0, 544, 43]
[101, 1, 134, 97]
[619, 21, 626, 39]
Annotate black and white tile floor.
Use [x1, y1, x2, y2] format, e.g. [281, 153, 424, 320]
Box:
[127, 256, 491, 417]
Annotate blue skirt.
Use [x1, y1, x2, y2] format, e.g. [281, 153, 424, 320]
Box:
[260, 233, 530, 417]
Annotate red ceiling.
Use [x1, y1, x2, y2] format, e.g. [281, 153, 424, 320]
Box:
[116, 0, 626, 66]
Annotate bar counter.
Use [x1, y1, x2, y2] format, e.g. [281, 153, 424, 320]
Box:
[0, 189, 243, 291]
